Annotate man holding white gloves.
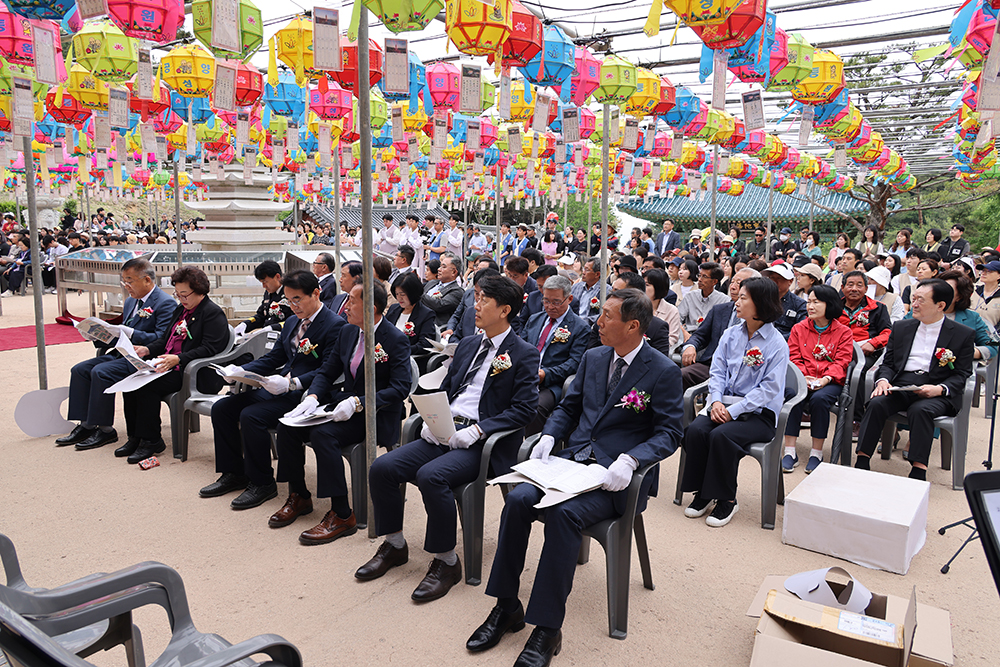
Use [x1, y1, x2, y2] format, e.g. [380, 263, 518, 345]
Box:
[271, 280, 412, 544]
[358, 274, 540, 603]
[200, 271, 345, 509]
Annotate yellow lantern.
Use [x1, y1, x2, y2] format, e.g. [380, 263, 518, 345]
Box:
[166, 122, 187, 150]
[398, 102, 427, 132]
[505, 79, 534, 122]
[791, 49, 844, 105]
[272, 16, 316, 84]
[445, 0, 513, 59]
[66, 63, 109, 110]
[594, 54, 636, 105]
[161, 44, 216, 98]
[663, 0, 744, 26]
[624, 68, 660, 117]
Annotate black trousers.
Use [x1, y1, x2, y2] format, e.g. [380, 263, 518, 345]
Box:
[122, 371, 184, 442]
[276, 415, 366, 499]
[681, 361, 712, 390]
[853, 352, 881, 421]
[785, 383, 842, 439]
[67, 355, 135, 427]
[856, 372, 955, 467]
[681, 411, 776, 501]
[211, 388, 302, 486]
[524, 387, 558, 436]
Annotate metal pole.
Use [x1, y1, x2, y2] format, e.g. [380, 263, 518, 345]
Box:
[808, 181, 815, 233]
[334, 165, 342, 292]
[495, 166, 502, 264]
[84, 183, 91, 226]
[587, 188, 592, 259]
[766, 178, 774, 263]
[173, 158, 182, 265]
[357, 11, 378, 539]
[153, 196, 158, 233]
[709, 145, 718, 258]
[23, 136, 47, 390]
[600, 104, 609, 307]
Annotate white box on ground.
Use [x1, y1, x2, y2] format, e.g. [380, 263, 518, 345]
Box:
[782, 464, 929, 574]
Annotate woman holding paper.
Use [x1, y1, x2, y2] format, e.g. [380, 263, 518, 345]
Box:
[122, 266, 230, 464]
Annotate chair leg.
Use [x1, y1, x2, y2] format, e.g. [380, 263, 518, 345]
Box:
[987, 367, 997, 419]
[940, 427, 953, 472]
[952, 426, 967, 491]
[188, 412, 200, 434]
[605, 530, 633, 640]
[633, 515, 654, 591]
[841, 415, 853, 466]
[577, 537, 591, 565]
[460, 487, 484, 586]
[167, 397, 185, 461]
[760, 451, 778, 530]
[673, 447, 687, 506]
[349, 443, 367, 529]
[777, 467, 785, 507]
[269, 430, 278, 460]
[125, 624, 145, 667]
[879, 421, 896, 460]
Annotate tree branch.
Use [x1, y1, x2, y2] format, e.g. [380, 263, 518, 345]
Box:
[892, 187, 999, 214]
[790, 196, 863, 231]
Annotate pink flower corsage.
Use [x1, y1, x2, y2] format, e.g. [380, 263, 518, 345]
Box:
[174, 319, 191, 339]
[616, 388, 650, 412]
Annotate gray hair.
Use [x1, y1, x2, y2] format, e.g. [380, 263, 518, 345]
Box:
[542, 274, 572, 298]
[736, 267, 761, 280]
[121, 257, 156, 281]
[442, 253, 464, 276]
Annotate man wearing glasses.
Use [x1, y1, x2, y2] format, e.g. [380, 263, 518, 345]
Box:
[311, 253, 338, 308]
[747, 227, 769, 259]
[56, 257, 175, 451]
[233, 260, 294, 338]
[519, 275, 590, 436]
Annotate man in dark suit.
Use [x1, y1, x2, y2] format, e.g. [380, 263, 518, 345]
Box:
[200, 271, 345, 508]
[57, 257, 175, 451]
[855, 278, 976, 481]
[679, 268, 757, 389]
[273, 281, 412, 543]
[421, 254, 464, 328]
[504, 256, 537, 335]
[330, 260, 362, 319]
[312, 253, 338, 308]
[447, 268, 499, 343]
[234, 260, 294, 338]
[469, 288, 683, 665]
[654, 219, 680, 257]
[357, 275, 540, 602]
[521, 275, 591, 435]
[587, 273, 672, 358]
[388, 245, 415, 286]
[516, 265, 558, 332]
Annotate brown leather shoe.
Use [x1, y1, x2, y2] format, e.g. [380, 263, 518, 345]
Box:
[298, 510, 357, 545]
[355, 541, 409, 581]
[268, 493, 314, 528]
[411, 557, 463, 602]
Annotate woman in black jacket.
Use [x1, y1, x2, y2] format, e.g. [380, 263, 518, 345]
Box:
[123, 266, 230, 464]
[386, 271, 436, 360]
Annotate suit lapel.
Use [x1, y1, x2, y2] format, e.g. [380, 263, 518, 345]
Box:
[595, 345, 651, 426]
[895, 319, 921, 373]
[482, 334, 514, 396]
[450, 334, 484, 400]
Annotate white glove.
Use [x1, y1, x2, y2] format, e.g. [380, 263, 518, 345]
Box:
[222, 364, 242, 376]
[261, 374, 291, 396]
[104, 324, 123, 337]
[285, 395, 319, 419]
[233, 322, 248, 337]
[420, 422, 441, 445]
[119, 325, 134, 338]
[449, 425, 481, 450]
[330, 397, 357, 422]
[530, 435, 556, 463]
[602, 454, 638, 492]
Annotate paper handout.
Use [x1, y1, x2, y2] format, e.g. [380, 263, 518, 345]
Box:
[75, 317, 118, 345]
[418, 364, 449, 391]
[490, 457, 609, 509]
[278, 406, 338, 428]
[115, 333, 156, 372]
[410, 391, 457, 442]
[209, 364, 268, 388]
[783, 567, 873, 614]
[888, 385, 922, 393]
[426, 340, 459, 356]
[103, 359, 167, 394]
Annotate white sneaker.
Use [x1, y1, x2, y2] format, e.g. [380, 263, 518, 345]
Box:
[0, 291, 11, 297]
[706, 501, 739, 528]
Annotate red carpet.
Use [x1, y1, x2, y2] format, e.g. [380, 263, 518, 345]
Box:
[0, 323, 89, 352]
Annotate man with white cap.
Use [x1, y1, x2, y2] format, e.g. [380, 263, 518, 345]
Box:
[867, 266, 904, 323]
[684, 229, 706, 255]
[763, 262, 807, 340]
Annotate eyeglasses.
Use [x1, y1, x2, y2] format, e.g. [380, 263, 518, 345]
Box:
[541, 297, 569, 306]
[173, 289, 194, 299]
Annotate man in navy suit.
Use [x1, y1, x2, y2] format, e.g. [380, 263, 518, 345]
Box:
[312, 253, 338, 309]
[200, 270, 345, 509]
[445, 260, 498, 343]
[469, 288, 683, 666]
[520, 274, 590, 435]
[357, 275, 540, 602]
[274, 280, 412, 543]
[330, 261, 362, 319]
[654, 220, 680, 257]
[679, 267, 759, 388]
[516, 265, 557, 332]
[57, 256, 175, 452]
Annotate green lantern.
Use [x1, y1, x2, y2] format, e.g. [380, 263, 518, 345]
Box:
[152, 170, 172, 187]
[370, 87, 389, 129]
[191, 0, 264, 61]
[72, 19, 138, 84]
[0, 56, 45, 97]
[593, 54, 637, 105]
[767, 33, 814, 92]
[481, 78, 496, 111]
[363, 0, 444, 33]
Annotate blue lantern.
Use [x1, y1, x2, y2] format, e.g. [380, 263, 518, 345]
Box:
[661, 86, 700, 129]
[521, 25, 575, 88]
[264, 72, 307, 122]
[169, 91, 215, 124]
[2, 0, 76, 20]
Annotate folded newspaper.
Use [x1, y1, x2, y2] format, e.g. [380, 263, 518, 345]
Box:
[426, 340, 459, 357]
[75, 317, 118, 345]
[278, 406, 338, 428]
[209, 364, 268, 388]
[490, 458, 608, 509]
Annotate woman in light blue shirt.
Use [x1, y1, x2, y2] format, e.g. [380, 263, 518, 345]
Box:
[679, 277, 789, 528]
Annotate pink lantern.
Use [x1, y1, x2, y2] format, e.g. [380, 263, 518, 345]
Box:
[425, 61, 460, 112]
[556, 46, 600, 107]
[651, 132, 672, 157]
[681, 101, 707, 136]
[480, 117, 498, 147]
[0, 10, 35, 66]
[310, 81, 352, 120]
[741, 129, 766, 154]
[578, 106, 596, 140]
[107, 0, 184, 44]
[967, 9, 995, 56]
[153, 108, 183, 135]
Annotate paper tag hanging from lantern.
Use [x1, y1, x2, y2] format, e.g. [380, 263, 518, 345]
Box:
[155, 136, 167, 163]
[95, 148, 108, 171]
[460, 64, 482, 114]
[719, 155, 729, 174]
[391, 106, 404, 143]
[742, 90, 765, 131]
[643, 123, 655, 152]
[499, 70, 512, 119]
[507, 126, 521, 155]
[136, 48, 153, 100]
[834, 143, 847, 169]
[609, 108, 620, 143]
[671, 132, 683, 160]
[236, 111, 250, 148]
[555, 138, 565, 163]
[977, 120, 995, 149]
[407, 135, 418, 161]
[95, 115, 111, 149]
[384, 38, 408, 94]
[797, 179, 807, 196]
[32, 21, 59, 86]
[623, 117, 639, 151]
[473, 150, 484, 173]
[212, 0, 242, 54]
[114, 133, 125, 160]
[243, 146, 256, 184]
[109, 89, 129, 128]
[319, 124, 331, 168]
[313, 8, 343, 71]
[287, 122, 299, 151]
[467, 119, 481, 150]
[78, 0, 109, 20]
[399, 150, 409, 173]
[193, 160, 202, 182]
[214, 63, 237, 112]
[12, 77, 32, 123]
[532, 92, 550, 133]
[433, 115, 447, 149]
[712, 50, 728, 111]
[978, 20, 1000, 112]
[273, 138, 285, 164]
[798, 105, 813, 147]
[574, 148, 582, 168]
[562, 107, 579, 143]
[856, 172, 865, 187]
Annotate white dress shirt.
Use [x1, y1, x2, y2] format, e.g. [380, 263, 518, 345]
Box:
[903, 317, 944, 373]
[452, 327, 512, 422]
[608, 338, 644, 388]
[535, 309, 569, 353]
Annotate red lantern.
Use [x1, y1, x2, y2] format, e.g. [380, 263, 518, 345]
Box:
[230, 60, 264, 107]
[45, 87, 93, 126]
[422, 110, 452, 138]
[652, 75, 676, 115]
[425, 61, 461, 112]
[329, 37, 384, 96]
[126, 77, 171, 121]
[309, 80, 352, 120]
[691, 0, 767, 50]
[489, 0, 541, 68]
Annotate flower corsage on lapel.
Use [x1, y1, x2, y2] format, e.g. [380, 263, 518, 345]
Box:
[174, 318, 192, 339]
[813, 343, 833, 362]
[268, 299, 290, 320]
[297, 338, 319, 358]
[138, 306, 154, 318]
[590, 296, 600, 311]
[403, 321, 416, 337]
[743, 346, 764, 367]
[852, 310, 869, 327]
[616, 388, 650, 412]
[490, 352, 512, 376]
[935, 347, 956, 369]
[374, 343, 388, 363]
[551, 327, 571, 344]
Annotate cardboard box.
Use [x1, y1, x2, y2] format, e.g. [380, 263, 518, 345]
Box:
[782, 464, 929, 574]
[747, 574, 953, 667]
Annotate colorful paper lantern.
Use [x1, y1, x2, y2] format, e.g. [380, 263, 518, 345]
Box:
[231, 59, 263, 106]
[556, 46, 600, 107]
[45, 86, 92, 126]
[767, 32, 813, 92]
[73, 19, 138, 83]
[2, 0, 75, 20]
[191, 0, 263, 60]
[66, 63, 110, 110]
[160, 43, 215, 97]
[425, 61, 461, 111]
[489, 0, 541, 68]
[624, 68, 660, 117]
[594, 54, 636, 105]
[692, 0, 766, 50]
[445, 0, 512, 59]
[309, 80, 352, 120]
[0, 9, 34, 66]
[663, 0, 745, 26]
[505, 79, 534, 121]
[126, 76, 170, 120]
[363, 0, 443, 33]
[264, 72, 306, 118]
[0, 55, 45, 96]
[328, 36, 384, 95]
[521, 24, 575, 87]
[107, 0, 184, 44]
[791, 49, 844, 105]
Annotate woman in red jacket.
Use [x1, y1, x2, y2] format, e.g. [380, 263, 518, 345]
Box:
[782, 285, 854, 473]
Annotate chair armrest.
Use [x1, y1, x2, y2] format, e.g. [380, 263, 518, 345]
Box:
[478, 429, 521, 482]
[183, 327, 237, 399]
[402, 414, 423, 445]
[683, 379, 710, 427]
[518, 434, 542, 464]
[178, 634, 302, 667]
[623, 462, 659, 520]
[775, 366, 808, 442]
[427, 354, 448, 373]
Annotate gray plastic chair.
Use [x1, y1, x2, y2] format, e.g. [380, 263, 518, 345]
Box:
[401, 415, 520, 586]
[516, 436, 655, 640]
[163, 326, 237, 461]
[829, 342, 865, 467]
[972, 354, 997, 419]
[673, 363, 807, 530]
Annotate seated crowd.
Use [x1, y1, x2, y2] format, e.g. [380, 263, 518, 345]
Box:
[47, 218, 992, 667]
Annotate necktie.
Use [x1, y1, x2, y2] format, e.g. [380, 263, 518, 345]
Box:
[126, 300, 143, 326]
[574, 358, 627, 462]
[456, 338, 492, 397]
[536, 318, 556, 352]
[292, 318, 310, 350]
[349, 335, 364, 377]
[338, 297, 349, 316]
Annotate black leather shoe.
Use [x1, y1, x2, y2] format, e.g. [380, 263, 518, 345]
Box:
[230, 482, 278, 510]
[355, 542, 409, 581]
[513, 627, 562, 667]
[127, 438, 166, 464]
[75, 428, 118, 451]
[114, 438, 141, 458]
[199, 473, 249, 498]
[466, 602, 526, 652]
[56, 425, 95, 447]
[411, 557, 463, 602]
